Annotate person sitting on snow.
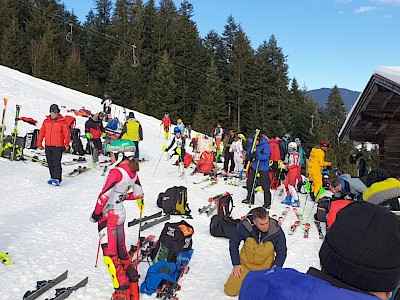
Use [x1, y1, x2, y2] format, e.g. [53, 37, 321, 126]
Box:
[224, 206, 287, 297]
[164, 126, 186, 161]
[191, 150, 214, 175]
[239, 201, 400, 300]
[281, 142, 300, 207]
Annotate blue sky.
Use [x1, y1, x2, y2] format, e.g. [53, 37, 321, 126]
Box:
[63, 0, 400, 92]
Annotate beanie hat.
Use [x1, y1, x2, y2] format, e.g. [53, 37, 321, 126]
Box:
[363, 178, 400, 205]
[294, 138, 300, 143]
[128, 112, 135, 119]
[320, 139, 329, 147]
[49, 104, 60, 113]
[319, 201, 400, 292]
[366, 168, 391, 187]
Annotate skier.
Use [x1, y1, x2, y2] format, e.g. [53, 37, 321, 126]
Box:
[223, 130, 236, 174]
[213, 123, 224, 160]
[307, 139, 331, 201]
[37, 104, 70, 186]
[186, 124, 192, 139]
[101, 94, 112, 116]
[230, 135, 244, 174]
[176, 118, 185, 136]
[294, 138, 307, 191]
[90, 139, 144, 300]
[160, 113, 171, 140]
[165, 127, 186, 161]
[85, 113, 105, 163]
[239, 202, 400, 300]
[268, 135, 281, 190]
[242, 135, 271, 209]
[281, 142, 300, 207]
[119, 112, 143, 159]
[224, 206, 287, 297]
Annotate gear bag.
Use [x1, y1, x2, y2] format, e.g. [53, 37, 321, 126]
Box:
[217, 193, 234, 218]
[157, 186, 191, 216]
[209, 215, 240, 239]
[70, 128, 84, 155]
[24, 129, 40, 149]
[150, 220, 194, 264]
[1, 135, 24, 160]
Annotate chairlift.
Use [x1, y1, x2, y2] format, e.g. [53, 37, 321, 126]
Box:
[131, 44, 140, 67]
[66, 23, 73, 43]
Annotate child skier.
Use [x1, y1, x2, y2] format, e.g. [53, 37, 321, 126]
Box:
[281, 142, 300, 207]
[230, 135, 244, 175]
[90, 139, 144, 300]
[165, 127, 186, 161]
[161, 113, 171, 140]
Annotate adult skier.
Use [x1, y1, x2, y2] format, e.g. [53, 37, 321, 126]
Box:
[213, 123, 224, 160]
[161, 113, 171, 140]
[223, 130, 236, 174]
[90, 139, 144, 300]
[308, 139, 331, 201]
[230, 135, 244, 174]
[37, 104, 70, 186]
[119, 112, 143, 159]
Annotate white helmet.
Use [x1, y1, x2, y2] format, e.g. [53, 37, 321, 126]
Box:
[288, 142, 297, 151]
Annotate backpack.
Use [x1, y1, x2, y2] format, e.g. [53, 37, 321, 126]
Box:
[64, 115, 76, 130]
[157, 186, 191, 216]
[150, 220, 194, 264]
[314, 196, 332, 223]
[209, 215, 240, 239]
[216, 193, 234, 218]
[69, 128, 84, 155]
[24, 129, 40, 149]
[1, 135, 24, 160]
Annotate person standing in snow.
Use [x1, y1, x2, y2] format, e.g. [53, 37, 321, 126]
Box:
[176, 118, 185, 136]
[213, 123, 224, 160]
[224, 206, 287, 297]
[294, 138, 307, 190]
[85, 112, 105, 163]
[37, 104, 70, 186]
[229, 135, 244, 174]
[223, 130, 236, 174]
[281, 142, 300, 207]
[165, 127, 186, 161]
[349, 149, 367, 178]
[101, 94, 112, 116]
[90, 139, 144, 300]
[119, 112, 143, 159]
[161, 113, 171, 140]
[239, 201, 400, 300]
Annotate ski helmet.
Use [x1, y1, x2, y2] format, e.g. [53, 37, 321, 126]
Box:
[165, 113, 169, 117]
[173, 126, 181, 134]
[107, 139, 136, 159]
[288, 142, 297, 152]
[177, 118, 182, 123]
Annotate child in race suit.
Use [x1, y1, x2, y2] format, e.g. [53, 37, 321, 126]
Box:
[90, 139, 144, 300]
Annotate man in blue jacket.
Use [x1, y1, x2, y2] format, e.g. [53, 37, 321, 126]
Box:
[239, 201, 400, 300]
[242, 135, 271, 208]
[225, 207, 287, 297]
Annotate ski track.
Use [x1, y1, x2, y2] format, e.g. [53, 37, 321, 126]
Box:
[0, 65, 322, 300]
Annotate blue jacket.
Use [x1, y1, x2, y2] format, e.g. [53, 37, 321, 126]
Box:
[239, 267, 379, 300]
[298, 146, 307, 165]
[229, 215, 286, 267]
[246, 137, 270, 171]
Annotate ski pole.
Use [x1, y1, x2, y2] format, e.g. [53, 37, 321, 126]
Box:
[302, 202, 316, 227]
[95, 233, 105, 267]
[135, 199, 144, 269]
[249, 160, 260, 208]
[152, 149, 165, 177]
[159, 124, 162, 139]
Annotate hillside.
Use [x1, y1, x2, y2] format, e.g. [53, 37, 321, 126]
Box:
[307, 88, 360, 112]
[0, 65, 324, 300]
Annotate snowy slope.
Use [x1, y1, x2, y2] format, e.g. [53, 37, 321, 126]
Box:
[0, 65, 323, 300]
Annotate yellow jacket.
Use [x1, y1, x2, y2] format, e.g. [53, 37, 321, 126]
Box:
[308, 146, 330, 178]
[120, 119, 142, 141]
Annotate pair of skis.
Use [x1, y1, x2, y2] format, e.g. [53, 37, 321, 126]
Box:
[65, 166, 91, 178]
[287, 207, 312, 238]
[62, 157, 86, 166]
[198, 193, 229, 217]
[23, 271, 88, 300]
[127, 211, 170, 231]
[271, 206, 290, 226]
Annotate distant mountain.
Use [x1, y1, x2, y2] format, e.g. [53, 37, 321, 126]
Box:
[306, 88, 360, 112]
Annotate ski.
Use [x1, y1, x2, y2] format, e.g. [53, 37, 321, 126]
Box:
[44, 276, 88, 300]
[288, 221, 300, 235]
[200, 179, 218, 190]
[314, 220, 324, 239]
[141, 214, 171, 231]
[0, 98, 8, 156]
[101, 165, 108, 176]
[23, 154, 48, 167]
[303, 223, 311, 238]
[198, 202, 213, 214]
[23, 271, 68, 300]
[10, 104, 21, 161]
[206, 204, 217, 217]
[65, 166, 91, 178]
[245, 129, 260, 178]
[131, 235, 157, 265]
[127, 211, 163, 227]
[292, 207, 302, 221]
[0, 252, 13, 265]
[278, 206, 290, 225]
[62, 157, 86, 166]
[193, 175, 210, 184]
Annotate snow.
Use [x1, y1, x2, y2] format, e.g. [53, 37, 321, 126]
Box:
[374, 66, 400, 86]
[0, 65, 323, 300]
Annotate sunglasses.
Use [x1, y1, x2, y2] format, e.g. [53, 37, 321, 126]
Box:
[50, 109, 60, 113]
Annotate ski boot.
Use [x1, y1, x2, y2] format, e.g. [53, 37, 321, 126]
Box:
[47, 179, 55, 185]
[52, 179, 60, 186]
[281, 195, 292, 206]
[292, 198, 300, 207]
[111, 287, 130, 300]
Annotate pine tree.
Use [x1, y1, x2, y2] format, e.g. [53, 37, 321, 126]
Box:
[64, 44, 90, 92]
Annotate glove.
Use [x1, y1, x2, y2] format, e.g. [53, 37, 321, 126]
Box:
[102, 132, 106, 138]
[176, 147, 182, 156]
[247, 152, 257, 161]
[86, 132, 93, 139]
[162, 145, 167, 152]
[90, 212, 101, 223]
[136, 198, 145, 213]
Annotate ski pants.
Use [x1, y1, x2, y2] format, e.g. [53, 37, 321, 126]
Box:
[284, 167, 299, 199]
[98, 217, 138, 288]
[233, 153, 243, 173]
[45, 146, 64, 181]
[269, 161, 279, 189]
[310, 173, 323, 198]
[133, 141, 139, 159]
[223, 150, 235, 173]
[246, 168, 271, 207]
[297, 164, 303, 183]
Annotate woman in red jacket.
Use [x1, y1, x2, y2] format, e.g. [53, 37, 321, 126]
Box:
[37, 104, 70, 186]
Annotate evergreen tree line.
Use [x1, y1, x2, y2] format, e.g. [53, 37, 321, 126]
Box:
[0, 0, 369, 172]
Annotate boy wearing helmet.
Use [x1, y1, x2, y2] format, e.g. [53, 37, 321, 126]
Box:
[176, 118, 185, 136]
[165, 127, 186, 161]
[90, 139, 144, 300]
[281, 142, 300, 207]
[161, 113, 171, 140]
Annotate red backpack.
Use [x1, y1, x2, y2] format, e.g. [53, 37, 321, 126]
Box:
[64, 115, 76, 130]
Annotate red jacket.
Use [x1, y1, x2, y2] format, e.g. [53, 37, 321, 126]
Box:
[161, 117, 171, 127]
[37, 115, 71, 147]
[269, 139, 280, 162]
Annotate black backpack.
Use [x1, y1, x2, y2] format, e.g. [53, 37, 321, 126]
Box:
[157, 186, 191, 216]
[314, 196, 332, 222]
[150, 220, 194, 263]
[216, 193, 233, 218]
[24, 129, 40, 149]
[1, 135, 24, 160]
[70, 128, 84, 155]
[209, 215, 240, 239]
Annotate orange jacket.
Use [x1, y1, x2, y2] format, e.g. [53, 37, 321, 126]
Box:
[37, 115, 71, 147]
[268, 139, 280, 162]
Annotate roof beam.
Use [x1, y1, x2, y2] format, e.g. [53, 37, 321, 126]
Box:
[360, 112, 400, 124]
[348, 133, 384, 143]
